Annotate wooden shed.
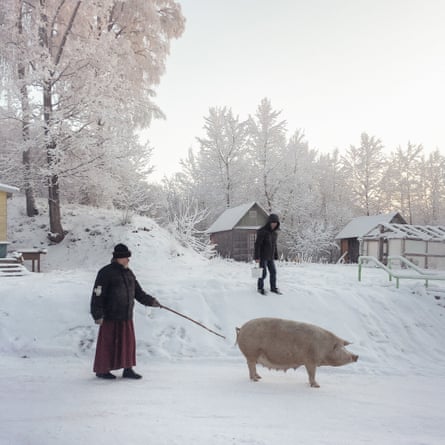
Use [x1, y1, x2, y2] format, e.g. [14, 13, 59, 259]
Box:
[206, 202, 269, 261]
[362, 223, 445, 269]
[335, 212, 406, 263]
[0, 183, 19, 258]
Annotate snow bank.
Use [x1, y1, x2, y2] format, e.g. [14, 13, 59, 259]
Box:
[2, 197, 445, 378]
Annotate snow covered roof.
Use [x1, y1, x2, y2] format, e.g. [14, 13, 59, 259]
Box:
[0, 183, 19, 194]
[206, 202, 267, 234]
[335, 212, 404, 239]
[364, 223, 445, 241]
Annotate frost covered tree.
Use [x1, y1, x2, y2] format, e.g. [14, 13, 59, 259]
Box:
[247, 98, 287, 212]
[285, 221, 339, 263]
[0, 108, 22, 185]
[0, 0, 185, 241]
[341, 133, 385, 216]
[277, 130, 317, 224]
[381, 142, 423, 223]
[277, 138, 352, 262]
[418, 149, 445, 224]
[175, 148, 208, 211]
[0, 0, 41, 216]
[167, 197, 215, 257]
[196, 107, 249, 209]
[167, 108, 250, 228]
[274, 130, 317, 256]
[315, 149, 354, 231]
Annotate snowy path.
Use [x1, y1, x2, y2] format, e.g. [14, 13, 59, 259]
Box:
[1, 356, 444, 445]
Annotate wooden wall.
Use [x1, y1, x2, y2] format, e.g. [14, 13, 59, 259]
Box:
[211, 229, 257, 261]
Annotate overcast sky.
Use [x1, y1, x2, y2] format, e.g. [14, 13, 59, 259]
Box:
[146, 0, 445, 181]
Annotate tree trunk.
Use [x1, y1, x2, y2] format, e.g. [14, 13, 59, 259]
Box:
[17, 1, 38, 216]
[19, 75, 39, 216]
[44, 79, 65, 243]
[39, 0, 77, 243]
[225, 162, 230, 208]
[48, 170, 64, 242]
[22, 148, 39, 217]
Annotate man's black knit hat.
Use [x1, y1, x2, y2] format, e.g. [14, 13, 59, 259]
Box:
[268, 213, 280, 223]
[113, 243, 132, 258]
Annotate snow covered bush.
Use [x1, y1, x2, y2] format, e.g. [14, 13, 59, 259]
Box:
[283, 221, 339, 263]
[167, 199, 216, 258]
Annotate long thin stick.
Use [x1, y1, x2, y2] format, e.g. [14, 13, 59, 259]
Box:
[159, 304, 226, 339]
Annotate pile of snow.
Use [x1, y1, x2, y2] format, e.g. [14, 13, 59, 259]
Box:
[1, 196, 445, 444]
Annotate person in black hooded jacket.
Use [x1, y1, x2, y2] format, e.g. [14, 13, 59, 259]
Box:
[90, 243, 161, 380]
[254, 213, 282, 294]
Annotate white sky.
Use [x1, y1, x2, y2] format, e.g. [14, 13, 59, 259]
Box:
[147, 0, 445, 181]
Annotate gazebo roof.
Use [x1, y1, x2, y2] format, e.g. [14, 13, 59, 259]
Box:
[364, 223, 445, 241]
[335, 212, 403, 240]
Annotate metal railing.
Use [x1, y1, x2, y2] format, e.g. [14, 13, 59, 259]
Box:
[358, 255, 445, 288]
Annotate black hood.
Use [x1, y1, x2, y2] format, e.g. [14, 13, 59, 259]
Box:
[266, 213, 280, 231]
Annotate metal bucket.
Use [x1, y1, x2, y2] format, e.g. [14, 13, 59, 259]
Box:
[251, 266, 263, 278]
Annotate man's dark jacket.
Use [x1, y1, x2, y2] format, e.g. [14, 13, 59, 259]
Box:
[254, 214, 280, 261]
[90, 261, 156, 321]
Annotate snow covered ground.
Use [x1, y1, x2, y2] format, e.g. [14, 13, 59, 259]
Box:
[1, 198, 445, 445]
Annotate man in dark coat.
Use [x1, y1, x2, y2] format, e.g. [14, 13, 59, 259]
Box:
[90, 243, 161, 380]
[254, 213, 282, 295]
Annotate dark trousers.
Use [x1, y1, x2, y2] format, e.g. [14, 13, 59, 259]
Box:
[257, 259, 277, 290]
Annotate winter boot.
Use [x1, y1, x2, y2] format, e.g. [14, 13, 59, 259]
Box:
[257, 288, 266, 295]
[96, 372, 116, 379]
[270, 288, 282, 295]
[122, 368, 142, 379]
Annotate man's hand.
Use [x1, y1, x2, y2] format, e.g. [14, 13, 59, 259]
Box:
[95, 318, 103, 325]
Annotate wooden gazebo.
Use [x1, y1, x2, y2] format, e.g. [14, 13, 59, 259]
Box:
[335, 212, 406, 263]
[362, 223, 445, 269]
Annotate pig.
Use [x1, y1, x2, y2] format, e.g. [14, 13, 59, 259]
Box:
[236, 317, 358, 388]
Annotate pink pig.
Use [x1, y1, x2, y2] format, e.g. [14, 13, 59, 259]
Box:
[236, 317, 358, 388]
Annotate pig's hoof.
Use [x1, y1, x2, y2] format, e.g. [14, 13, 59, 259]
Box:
[310, 382, 320, 388]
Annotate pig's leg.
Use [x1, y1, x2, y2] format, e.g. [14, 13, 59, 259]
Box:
[304, 363, 320, 388]
[246, 359, 261, 381]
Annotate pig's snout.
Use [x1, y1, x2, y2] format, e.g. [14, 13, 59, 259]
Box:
[352, 354, 359, 362]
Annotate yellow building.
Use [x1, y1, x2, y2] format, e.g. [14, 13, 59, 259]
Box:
[0, 183, 19, 258]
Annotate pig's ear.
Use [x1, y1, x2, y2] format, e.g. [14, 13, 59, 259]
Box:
[343, 340, 352, 346]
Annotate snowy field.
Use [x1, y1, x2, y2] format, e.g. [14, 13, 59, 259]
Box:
[1, 198, 445, 445]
